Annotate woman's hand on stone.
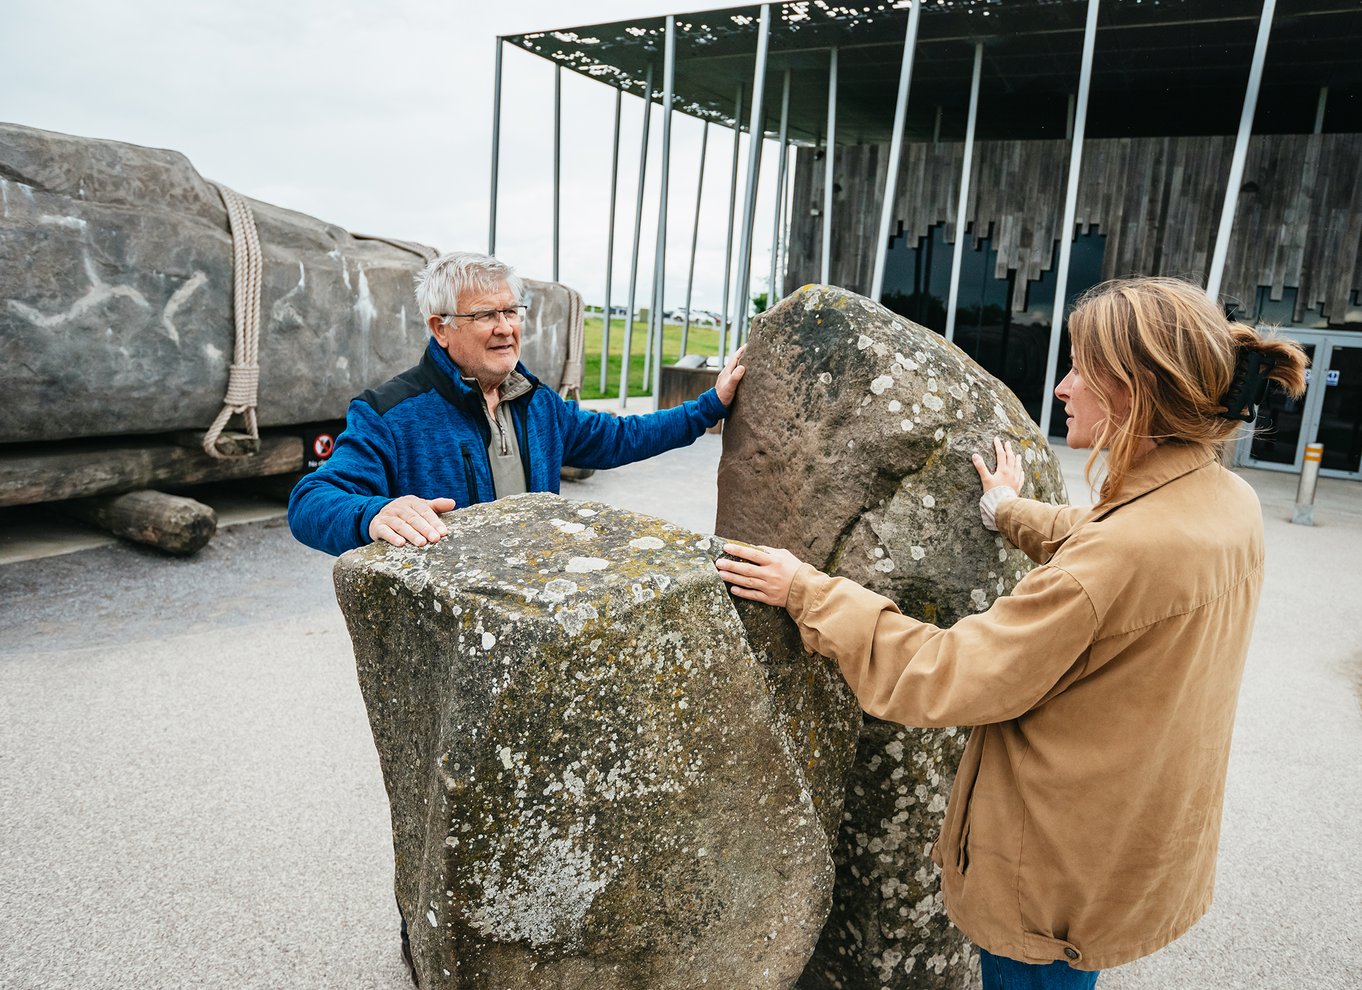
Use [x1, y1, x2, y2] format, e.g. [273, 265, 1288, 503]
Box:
[972, 437, 1025, 494]
[717, 542, 803, 608]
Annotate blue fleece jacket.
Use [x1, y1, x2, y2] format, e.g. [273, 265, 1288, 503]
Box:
[288, 338, 728, 555]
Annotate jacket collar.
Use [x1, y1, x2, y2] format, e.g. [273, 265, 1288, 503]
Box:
[423, 337, 541, 408]
[1090, 442, 1217, 520]
[1038, 443, 1217, 560]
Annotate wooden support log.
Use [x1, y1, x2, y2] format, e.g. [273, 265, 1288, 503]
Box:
[0, 435, 303, 508]
[172, 430, 262, 457]
[63, 490, 218, 556]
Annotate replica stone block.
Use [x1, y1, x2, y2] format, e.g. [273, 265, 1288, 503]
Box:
[716, 285, 1067, 990]
[0, 123, 575, 443]
[334, 493, 837, 989]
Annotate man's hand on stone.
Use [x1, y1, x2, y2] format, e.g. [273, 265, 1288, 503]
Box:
[972, 437, 1025, 494]
[715, 345, 748, 407]
[717, 542, 803, 608]
[369, 496, 457, 548]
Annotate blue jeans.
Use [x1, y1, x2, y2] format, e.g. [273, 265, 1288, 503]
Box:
[980, 948, 1100, 989]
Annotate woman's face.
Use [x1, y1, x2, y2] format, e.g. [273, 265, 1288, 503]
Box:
[1055, 365, 1123, 449]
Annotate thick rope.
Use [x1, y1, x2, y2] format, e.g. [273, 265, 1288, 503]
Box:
[558, 285, 585, 401]
[203, 182, 263, 458]
[352, 233, 439, 264]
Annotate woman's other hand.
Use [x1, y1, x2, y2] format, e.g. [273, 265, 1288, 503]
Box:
[972, 437, 1025, 494]
[716, 542, 803, 607]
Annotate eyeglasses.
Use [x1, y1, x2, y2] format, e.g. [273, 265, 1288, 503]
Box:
[443, 305, 528, 329]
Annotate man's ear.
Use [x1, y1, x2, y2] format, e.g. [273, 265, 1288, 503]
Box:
[428, 314, 450, 346]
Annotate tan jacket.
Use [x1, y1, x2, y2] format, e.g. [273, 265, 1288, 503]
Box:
[786, 444, 1264, 970]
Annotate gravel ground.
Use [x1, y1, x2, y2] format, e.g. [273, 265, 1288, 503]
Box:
[1, 435, 1358, 989]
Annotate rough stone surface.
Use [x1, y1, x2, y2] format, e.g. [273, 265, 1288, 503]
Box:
[0, 122, 573, 443]
[334, 493, 837, 989]
[716, 285, 1068, 990]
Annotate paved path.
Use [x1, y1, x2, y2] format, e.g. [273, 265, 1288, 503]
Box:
[1, 435, 1358, 989]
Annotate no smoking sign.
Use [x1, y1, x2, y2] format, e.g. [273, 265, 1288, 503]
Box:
[302, 421, 346, 471]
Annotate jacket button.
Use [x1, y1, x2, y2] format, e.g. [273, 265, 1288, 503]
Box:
[1063, 948, 1079, 960]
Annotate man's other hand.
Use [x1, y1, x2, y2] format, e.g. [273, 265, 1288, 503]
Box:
[368, 496, 457, 548]
[715, 345, 747, 407]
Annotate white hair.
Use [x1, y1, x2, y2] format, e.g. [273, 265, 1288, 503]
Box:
[414, 251, 525, 324]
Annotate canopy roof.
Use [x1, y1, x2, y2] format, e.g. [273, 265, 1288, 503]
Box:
[506, 0, 1362, 144]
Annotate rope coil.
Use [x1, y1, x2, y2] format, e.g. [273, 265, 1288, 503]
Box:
[559, 285, 586, 401]
[203, 182, 263, 458]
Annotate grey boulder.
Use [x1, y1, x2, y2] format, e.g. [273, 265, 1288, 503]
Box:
[334, 493, 836, 988]
[717, 284, 1067, 990]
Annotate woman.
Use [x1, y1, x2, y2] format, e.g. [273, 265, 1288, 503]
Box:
[717, 277, 1306, 988]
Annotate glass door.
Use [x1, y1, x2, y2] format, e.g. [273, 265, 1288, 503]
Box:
[1247, 342, 1316, 468]
[1240, 331, 1362, 480]
[1315, 340, 1362, 478]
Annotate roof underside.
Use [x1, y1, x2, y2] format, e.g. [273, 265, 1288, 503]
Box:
[507, 0, 1362, 144]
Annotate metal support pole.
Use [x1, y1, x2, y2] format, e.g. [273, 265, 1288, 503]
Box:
[945, 43, 984, 343]
[821, 48, 838, 285]
[1314, 86, 1329, 134]
[682, 120, 709, 357]
[618, 63, 655, 409]
[647, 15, 677, 397]
[488, 37, 503, 255]
[1292, 442, 1323, 525]
[719, 84, 744, 362]
[553, 64, 561, 282]
[870, 0, 922, 301]
[767, 69, 792, 306]
[1037, 0, 1100, 437]
[1207, 0, 1277, 302]
[735, 3, 772, 345]
[779, 144, 796, 297]
[599, 87, 623, 395]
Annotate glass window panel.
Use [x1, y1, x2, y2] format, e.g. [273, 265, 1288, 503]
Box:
[1317, 344, 1362, 474]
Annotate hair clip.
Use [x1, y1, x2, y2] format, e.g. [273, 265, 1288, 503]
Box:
[1218, 348, 1277, 422]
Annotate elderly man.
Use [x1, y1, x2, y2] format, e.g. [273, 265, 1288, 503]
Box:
[288, 250, 744, 555]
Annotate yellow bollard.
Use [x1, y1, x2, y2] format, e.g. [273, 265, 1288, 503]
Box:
[1292, 443, 1324, 526]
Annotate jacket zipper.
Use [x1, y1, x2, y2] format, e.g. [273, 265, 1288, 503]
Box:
[493, 409, 509, 456]
[514, 402, 531, 488]
[461, 446, 479, 503]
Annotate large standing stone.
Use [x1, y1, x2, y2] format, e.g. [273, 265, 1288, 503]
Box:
[0, 122, 575, 443]
[717, 285, 1067, 990]
[334, 493, 839, 989]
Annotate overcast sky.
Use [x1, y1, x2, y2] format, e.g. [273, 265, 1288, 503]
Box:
[3, 0, 791, 314]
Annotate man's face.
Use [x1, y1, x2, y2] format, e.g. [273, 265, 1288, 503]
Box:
[430, 282, 522, 388]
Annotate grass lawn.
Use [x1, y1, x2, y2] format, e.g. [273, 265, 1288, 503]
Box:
[579, 315, 726, 400]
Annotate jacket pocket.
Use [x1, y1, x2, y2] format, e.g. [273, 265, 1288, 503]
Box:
[461, 446, 479, 503]
[956, 805, 972, 875]
[940, 733, 984, 876]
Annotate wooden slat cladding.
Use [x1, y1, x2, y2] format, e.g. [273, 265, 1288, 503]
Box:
[1223, 133, 1362, 323]
[787, 134, 1362, 325]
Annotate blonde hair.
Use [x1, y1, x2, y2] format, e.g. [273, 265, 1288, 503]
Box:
[1066, 277, 1307, 505]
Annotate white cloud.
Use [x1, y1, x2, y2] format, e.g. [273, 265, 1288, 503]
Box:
[3, 0, 787, 312]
